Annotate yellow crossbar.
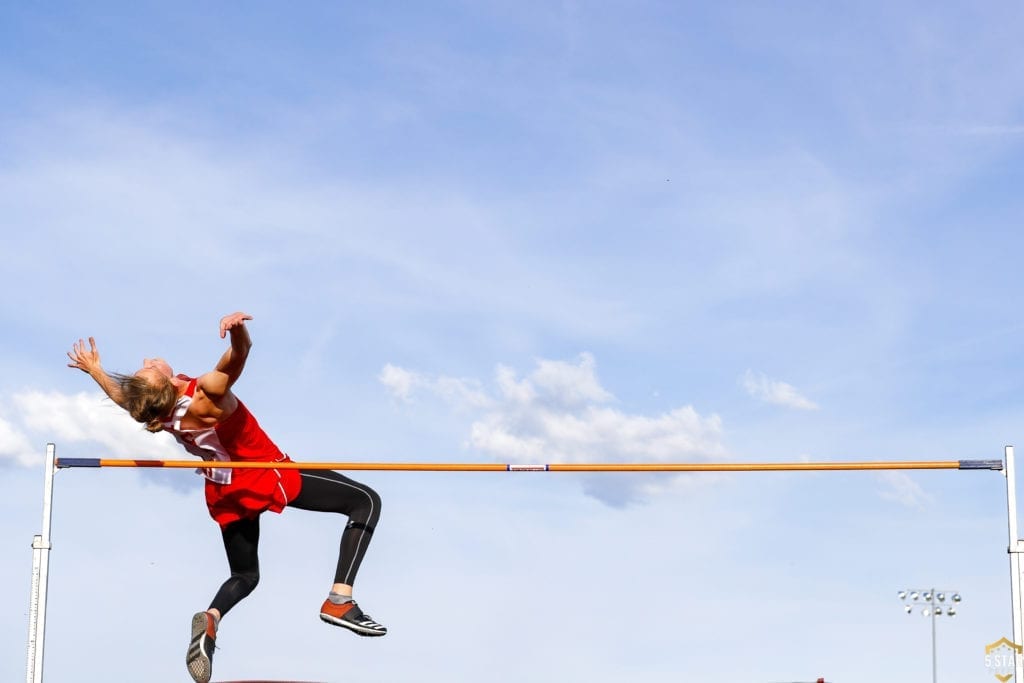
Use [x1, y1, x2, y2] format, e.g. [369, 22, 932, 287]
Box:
[55, 458, 1003, 472]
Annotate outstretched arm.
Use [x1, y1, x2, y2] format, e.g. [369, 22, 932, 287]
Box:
[67, 337, 128, 408]
[198, 312, 254, 401]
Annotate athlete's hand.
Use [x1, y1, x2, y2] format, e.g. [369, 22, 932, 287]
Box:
[219, 312, 253, 338]
[67, 337, 103, 375]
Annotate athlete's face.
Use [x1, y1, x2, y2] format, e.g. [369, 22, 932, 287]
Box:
[135, 357, 173, 385]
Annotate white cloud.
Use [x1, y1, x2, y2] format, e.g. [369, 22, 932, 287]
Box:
[495, 365, 536, 405]
[433, 375, 492, 409]
[13, 390, 181, 460]
[0, 414, 38, 466]
[379, 364, 420, 402]
[876, 471, 933, 508]
[0, 389, 193, 497]
[382, 354, 727, 506]
[742, 370, 819, 411]
[530, 353, 613, 406]
[3, 390, 207, 495]
[380, 363, 491, 409]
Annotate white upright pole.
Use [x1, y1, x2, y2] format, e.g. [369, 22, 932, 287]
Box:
[1005, 445, 1024, 681]
[930, 590, 937, 683]
[26, 443, 56, 683]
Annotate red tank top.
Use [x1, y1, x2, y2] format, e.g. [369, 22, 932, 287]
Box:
[162, 376, 302, 527]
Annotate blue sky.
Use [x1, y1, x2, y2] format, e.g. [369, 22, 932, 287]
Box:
[2, 2, 1024, 681]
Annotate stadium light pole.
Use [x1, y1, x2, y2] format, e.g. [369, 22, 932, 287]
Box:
[898, 588, 960, 683]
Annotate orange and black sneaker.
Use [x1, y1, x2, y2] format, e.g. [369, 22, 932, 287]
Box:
[319, 598, 387, 637]
[186, 611, 217, 683]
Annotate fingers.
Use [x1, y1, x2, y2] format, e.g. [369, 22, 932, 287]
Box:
[68, 338, 83, 362]
[67, 337, 96, 370]
[219, 312, 253, 338]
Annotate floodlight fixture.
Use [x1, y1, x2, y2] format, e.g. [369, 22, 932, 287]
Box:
[896, 587, 961, 683]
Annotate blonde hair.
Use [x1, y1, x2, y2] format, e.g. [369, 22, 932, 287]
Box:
[113, 374, 178, 433]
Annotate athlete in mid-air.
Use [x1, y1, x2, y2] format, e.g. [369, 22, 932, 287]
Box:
[67, 312, 386, 683]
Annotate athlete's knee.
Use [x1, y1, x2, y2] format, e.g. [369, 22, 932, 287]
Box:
[360, 485, 382, 522]
[232, 568, 260, 596]
[366, 485, 382, 512]
[344, 484, 381, 528]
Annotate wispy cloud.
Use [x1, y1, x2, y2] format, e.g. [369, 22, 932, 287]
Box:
[876, 471, 933, 508]
[379, 364, 492, 409]
[381, 353, 727, 506]
[960, 124, 1024, 136]
[911, 123, 1024, 136]
[742, 370, 819, 411]
[0, 107, 649, 343]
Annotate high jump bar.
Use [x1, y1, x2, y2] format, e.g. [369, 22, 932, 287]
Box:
[55, 458, 1004, 472]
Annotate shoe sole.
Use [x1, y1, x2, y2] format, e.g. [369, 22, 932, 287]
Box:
[186, 612, 213, 683]
[320, 612, 387, 637]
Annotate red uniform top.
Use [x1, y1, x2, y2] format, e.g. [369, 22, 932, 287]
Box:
[160, 376, 302, 528]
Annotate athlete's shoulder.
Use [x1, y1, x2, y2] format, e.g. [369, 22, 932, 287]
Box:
[176, 374, 199, 397]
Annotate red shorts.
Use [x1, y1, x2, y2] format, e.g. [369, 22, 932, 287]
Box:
[204, 460, 302, 528]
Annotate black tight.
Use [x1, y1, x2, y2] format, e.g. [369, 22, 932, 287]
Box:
[208, 470, 382, 617]
[208, 514, 261, 615]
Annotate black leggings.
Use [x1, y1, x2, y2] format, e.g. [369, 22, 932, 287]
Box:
[208, 469, 382, 618]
